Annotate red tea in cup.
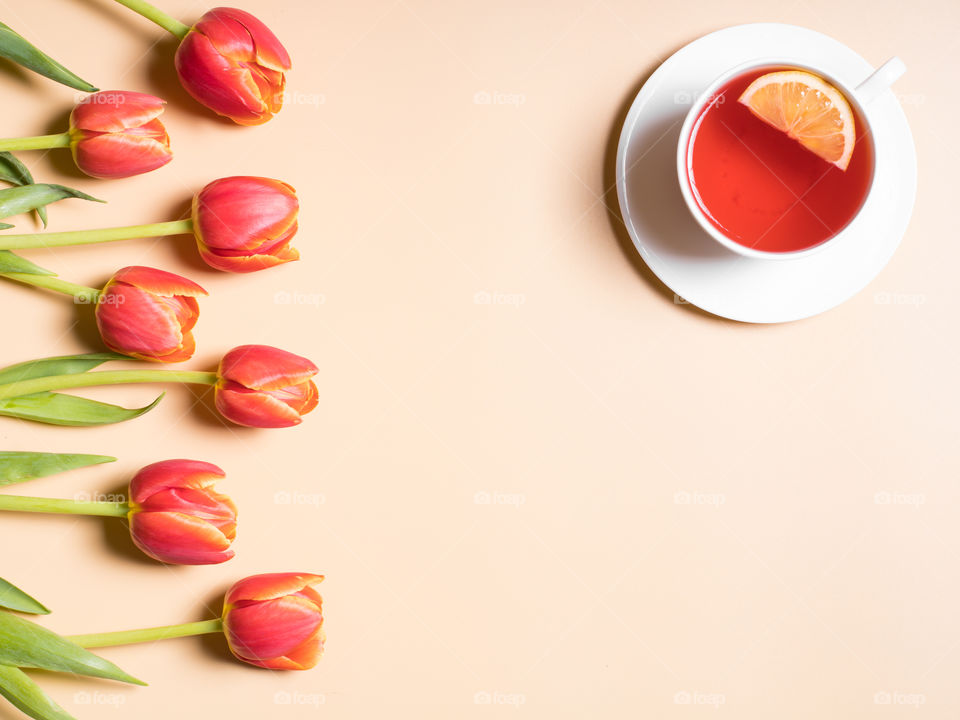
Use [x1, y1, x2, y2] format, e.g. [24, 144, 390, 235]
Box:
[683, 66, 874, 254]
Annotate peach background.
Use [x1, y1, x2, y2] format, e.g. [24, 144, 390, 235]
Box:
[0, 0, 957, 718]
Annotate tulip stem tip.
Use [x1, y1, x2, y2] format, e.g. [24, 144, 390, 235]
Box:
[0, 494, 128, 517]
[0, 272, 100, 301]
[0, 369, 219, 401]
[112, 0, 191, 38]
[0, 133, 70, 152]
[69, 618, 223, 648]
[0, 219, 194, 250]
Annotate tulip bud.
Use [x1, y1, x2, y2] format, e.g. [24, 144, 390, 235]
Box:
[69, 91, 173, 178]
[174, 8, 291, 126]
[127, 460, 236, 565]
[215, 345, 318, 427]
[222, 573, 324, 669]
[192, 176, 299, 272]
[95, 266, 207, 363]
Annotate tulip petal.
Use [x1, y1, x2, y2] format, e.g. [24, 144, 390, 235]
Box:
[70, 91, 165, 133]
[281, 631, 325, 670]
[175, 33, 271, 125]
[297, 379, 319, 416]
[137, 488, 236, 529]
[161, 296, 201, 333]
[224, 595, 322, 661]
[215, 384, 303, 428]
[193, 176, 299, 253]
[71, 132, 171, 179]
[130, 511, 234, 564]
[226, 572, 324, 605]
[233, 629, 323, 670]
[147, 330, 196, 364]
[193, 10, 256, 63]
[219, 345, 318, 391]
[197, 7, 291, 70]
[130, 459, 226, 503]
[111, 266, 208, 298]
[246, 64, 285, 114]
[198, 243, 299, 273]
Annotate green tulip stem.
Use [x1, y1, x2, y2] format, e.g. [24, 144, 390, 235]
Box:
[0, 219, 194, 250]
[0, 273, 100, 302]
[112, 0, 191, 39]
[69, 618, 224, 648]
[0, 133, 70, 152]
[0, 370, 219, 401]
[0, 495, 128, 517]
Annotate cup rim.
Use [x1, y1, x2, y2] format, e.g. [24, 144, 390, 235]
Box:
[675, 57, 878, 261]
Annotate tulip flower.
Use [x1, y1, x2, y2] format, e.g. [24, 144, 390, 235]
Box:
[70, 91, 172, 178]
[0, 347, 319, 428]
[128, 459, 236, 564]
[112, 0, 290, 125]
[176, 8, 291, 126]
[0, 176, 300, 273]
[0, 264, 206, 362]
[222, 573, 325, 669]
[65, 573, 325, 671]
[97, 266, 206, 362]
[216, 345, 319, 428]
[0, 459, 236, 565]
[0, 90, 172, 179]
[193, 176, 299, 271]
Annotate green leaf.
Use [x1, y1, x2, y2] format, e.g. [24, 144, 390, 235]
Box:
[0, 612, 144, 685]
[0, 353, 124, 385]
[0, 153, 33, 187]
[0, 392, 164, 427]
[0, 451, 116, 487]
[0, 185, 103, 228]
[0, 664, 77, 720]
[0, 250, 53, 275]
[0, 579, 49, 615]
[0, 152, 45, 226]
[0, 22, 97, 92]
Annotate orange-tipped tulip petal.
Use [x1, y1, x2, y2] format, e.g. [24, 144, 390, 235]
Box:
[192, 176, 300, 273]
[128, 459, 236, 565]
[69, 91, 172, 178]
[226, 572, 326, 605]
[175, 7, 291, 125]
[129, 458, 227, 501]
[223, 573, 324, 669]
[215, 345, 318, 427]
[95, 266, 207, 363]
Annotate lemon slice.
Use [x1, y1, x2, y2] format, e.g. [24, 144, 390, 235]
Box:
[738, 70, 856, 170]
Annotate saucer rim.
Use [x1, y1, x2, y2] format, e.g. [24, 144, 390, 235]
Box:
[615, 22, 918, 324]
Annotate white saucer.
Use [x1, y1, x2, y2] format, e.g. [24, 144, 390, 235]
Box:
[614, 23, 917, 323]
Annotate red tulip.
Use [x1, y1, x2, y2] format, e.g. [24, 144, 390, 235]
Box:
[192, 176, 299, 272]
[69, 91, 173, 178]
[215, 345, 318, 428]
[128, 459, 236, 565]
[222, 573, 324, 669]
[175, 7, 291, 125]
[96, 266, 207, 363]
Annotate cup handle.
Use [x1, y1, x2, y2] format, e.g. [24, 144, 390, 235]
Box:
[854, 57, 906, 105]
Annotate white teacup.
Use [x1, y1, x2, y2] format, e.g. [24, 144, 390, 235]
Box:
[675, 56, 905, 260]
